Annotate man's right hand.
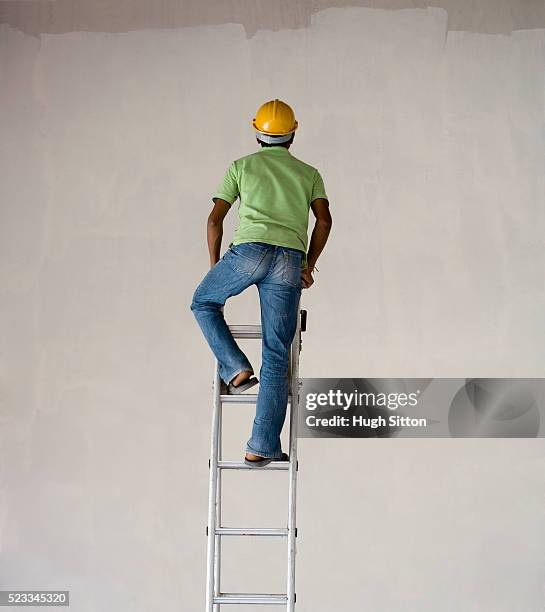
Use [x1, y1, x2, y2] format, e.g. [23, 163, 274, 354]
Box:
[301, 268, 314, 289]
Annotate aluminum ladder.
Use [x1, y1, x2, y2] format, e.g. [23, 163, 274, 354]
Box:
[205, 305, 307, 610]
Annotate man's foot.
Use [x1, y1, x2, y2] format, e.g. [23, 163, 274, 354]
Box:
[220, 376, 259, 395]
[230, 370, 253, 386]
[244, 452, 289, 467]
[245, 453, 264, 461]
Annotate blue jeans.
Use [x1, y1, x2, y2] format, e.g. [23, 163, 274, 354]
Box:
[190, 242, 303, 458]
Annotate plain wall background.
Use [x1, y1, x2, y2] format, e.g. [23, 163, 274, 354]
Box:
[1, 3, 545, 610]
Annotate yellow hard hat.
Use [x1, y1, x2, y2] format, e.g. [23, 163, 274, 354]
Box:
[252, 99, 298, 136]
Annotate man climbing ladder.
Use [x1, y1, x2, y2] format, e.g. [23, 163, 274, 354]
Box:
[190, 98, 332, 465]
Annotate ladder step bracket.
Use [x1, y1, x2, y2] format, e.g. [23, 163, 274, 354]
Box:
[218, 460, 289, 471]
[213, 593, 288, 605]
[215, 527, 288, 537]
[228, 324, 263, 339]
[220, 394, 292, 404]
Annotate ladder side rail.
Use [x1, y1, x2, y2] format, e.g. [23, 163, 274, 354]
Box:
[286, 302, 302, 610]
[206, 360, 222, 612]
[214, 370, 223, 611]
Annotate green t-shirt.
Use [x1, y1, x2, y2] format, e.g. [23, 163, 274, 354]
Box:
[212, 146, 328, 270]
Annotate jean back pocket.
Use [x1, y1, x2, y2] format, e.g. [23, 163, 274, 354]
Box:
[281, 249, 303, 288]
[225, 243, 264, 276]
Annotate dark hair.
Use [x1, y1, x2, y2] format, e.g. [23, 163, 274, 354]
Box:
[258, 133, 295, 148]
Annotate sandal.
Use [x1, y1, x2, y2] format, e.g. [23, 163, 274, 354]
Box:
[220, 376, 259, 395]
[244, 452, 289, 468]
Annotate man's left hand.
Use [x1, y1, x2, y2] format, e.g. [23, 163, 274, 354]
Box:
[301, 268, 314, 289]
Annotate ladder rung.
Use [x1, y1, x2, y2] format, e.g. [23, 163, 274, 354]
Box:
[218, 460, 289, 471]
[228, 324, 262, 339]
[221, 393, 292, 404]
[215, 527, 288, 537]
[214, 593, 288, 605]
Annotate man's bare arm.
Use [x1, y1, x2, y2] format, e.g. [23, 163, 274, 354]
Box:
[207, 199, 231, 267]
[307, 198, 332, 269]
[301, 198, 332, 288]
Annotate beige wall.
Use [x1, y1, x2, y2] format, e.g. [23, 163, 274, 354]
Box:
[2, 0, 545, 37]
[1, 3, 545, 611]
